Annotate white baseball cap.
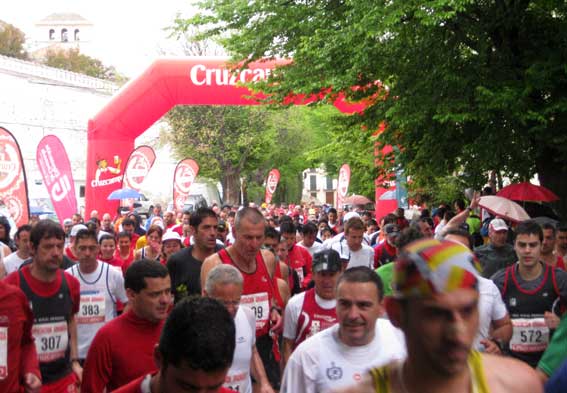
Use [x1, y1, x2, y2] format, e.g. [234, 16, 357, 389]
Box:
[343, 211, 361, 222]
[490, 218, 508, 232]
[162, 231, 182, 243]
[70, 224, 88, 237]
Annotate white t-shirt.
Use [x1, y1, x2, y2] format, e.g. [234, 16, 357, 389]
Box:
[3, 252, 27, 274]
[283, 291, 337, 340]
[298, 241, 324, 257]
[330, 241, 374, 270]
[474, 276, 508, 351]
[281, 320, 406, 393]
[66, 261, 128, 359]
[225, 306, 256, 393]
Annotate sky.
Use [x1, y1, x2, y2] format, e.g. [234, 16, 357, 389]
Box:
[2, 0, 197, 77]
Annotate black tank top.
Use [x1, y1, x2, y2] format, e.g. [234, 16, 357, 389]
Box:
[502, 263, 560, 367]
[19, 269, 73, 384]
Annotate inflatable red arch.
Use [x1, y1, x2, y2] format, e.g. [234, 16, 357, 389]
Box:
[85, 57, 380, 216]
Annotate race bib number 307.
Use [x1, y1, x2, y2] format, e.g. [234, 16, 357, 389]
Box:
[32, 321, 69, 362]
[510, 318, 549, 353]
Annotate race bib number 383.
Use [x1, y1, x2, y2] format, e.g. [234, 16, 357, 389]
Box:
[510, 318, 549, 353]
[78, 294, 106, 324]
[32, 321, 69, 362]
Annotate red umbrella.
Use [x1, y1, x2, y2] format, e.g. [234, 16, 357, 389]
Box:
[497, 182, 559, 202]
[344, 195, 373, 205]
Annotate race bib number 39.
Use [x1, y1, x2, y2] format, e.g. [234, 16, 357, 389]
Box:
[0, 327, 7, 380]
[78, 294, 106, 324]
[510, 318, 549, 353]
[240, 292, 269, 331]
[32, 321, 69, 362]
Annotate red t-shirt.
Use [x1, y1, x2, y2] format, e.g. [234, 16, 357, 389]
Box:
[0, 281, 41, 393]
[114, 249, 135, 276]
[65, 246, 78, 262]
[556, 255, 566, 270]
[99, 255, 124, 270]
[4, 265, 81, 315]
[286, 244, 312, 289]
[373, 241, 397, 269]
[111, 373, 236, 393]
[81, 311, 164, 393]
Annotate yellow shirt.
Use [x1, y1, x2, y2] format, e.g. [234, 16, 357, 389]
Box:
[369, 350, 489, 393]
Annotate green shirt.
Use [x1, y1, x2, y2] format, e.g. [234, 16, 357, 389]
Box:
[538, 315, 567, 376]
[376, 263, 394, 297]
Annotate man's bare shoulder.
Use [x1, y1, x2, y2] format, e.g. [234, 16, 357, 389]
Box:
[203, 252, 222, 266]
[483, 353, 543, 393]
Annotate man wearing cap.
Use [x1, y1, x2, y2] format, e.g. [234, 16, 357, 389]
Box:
[474, 218, 517, 278]
[282, 249, 341, 368]
[331, 217, 374, 270]
[335, 239, 542, 393]
[492, 220, 567, 368]
[281, 266, 406, 393]
[217, 220, 229, 246]
[63, 218, 74, 246]
[373, 224, 399, 269]
[161, 231, 182, 264]
[65, 224, 87, 263]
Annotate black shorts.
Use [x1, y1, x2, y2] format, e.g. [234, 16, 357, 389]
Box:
[256, 333, 281, 390]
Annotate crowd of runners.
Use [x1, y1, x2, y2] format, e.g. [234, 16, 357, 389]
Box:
[1, 197, 567, 392]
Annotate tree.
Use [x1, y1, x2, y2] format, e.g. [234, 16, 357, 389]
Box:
[0, 21, 28, 59]
[43, 48, 122, 81]
[178, 0, 567, 217]
[164, 105, 274, 204]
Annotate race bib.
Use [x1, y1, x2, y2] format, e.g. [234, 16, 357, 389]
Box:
[0, 327, 7, 380]
[295, 267, 305, 286]
[225, 371, 249, 393]
[32, 321, 69, 362]
[240, 292, 269, 331]
[78, 294, 106, 324]
[510, 318, 549, 353]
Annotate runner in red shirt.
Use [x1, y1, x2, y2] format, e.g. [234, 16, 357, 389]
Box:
[64, 224, 87, 262]
[280, 221, 312, 290]
[98, 234, 123, 269]
[200, 207, 283, 390]
[0, 280, 41, 393]
[541, 223, 566, 270]
[81, 260, 172, 392]
[112, 297, 237, 393]
[4, 220, 81, 393]
[114, 232, 135, 275]
[282, 248, 341, 368]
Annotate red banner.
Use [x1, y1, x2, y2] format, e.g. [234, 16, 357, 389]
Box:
[0, 127, 29, 227]
[122, 145, 156, 191]
[336, 164, 351, 208]
[36, 135, 78, 223]
[265, 169, 280, 204]
[173, 159, 200, 211]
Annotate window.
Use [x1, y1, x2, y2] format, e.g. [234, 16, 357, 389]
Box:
[326, 176, 333, 190]
[309, 175, 317, 191]
[49, 29, 55, 40]
[74, 29, 80, 41]
[61, 28, 68, 42]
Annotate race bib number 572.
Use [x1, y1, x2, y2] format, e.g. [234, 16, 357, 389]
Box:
[510, 318, 549, 353]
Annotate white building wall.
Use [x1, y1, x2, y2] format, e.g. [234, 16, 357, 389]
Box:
[0, 54, 118, 210]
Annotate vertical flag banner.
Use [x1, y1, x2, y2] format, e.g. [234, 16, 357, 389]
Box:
[122, 145, 156, 190]
[264, 169, 280, 204]
[336, 164, 351, 208]
[173, 159, 200, 211]
[36, 135, 78, 223]
[0, 127, 29, 227]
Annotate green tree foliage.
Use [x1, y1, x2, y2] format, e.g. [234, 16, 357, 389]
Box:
[165, 105, 275, 204]
[43, 48, 122, 81]
[0, 21, 28, 59]
[178, 0, 567, 216]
